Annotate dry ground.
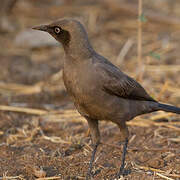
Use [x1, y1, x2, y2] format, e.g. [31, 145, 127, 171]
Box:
[0, 0, 180, 179]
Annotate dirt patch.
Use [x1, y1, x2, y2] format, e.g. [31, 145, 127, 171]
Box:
[0, 0, 180, 179]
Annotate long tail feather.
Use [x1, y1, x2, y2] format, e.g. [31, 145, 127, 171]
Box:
[158, 103, 180, 114]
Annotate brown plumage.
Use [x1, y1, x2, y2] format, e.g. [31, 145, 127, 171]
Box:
[33, 18, 180, 179]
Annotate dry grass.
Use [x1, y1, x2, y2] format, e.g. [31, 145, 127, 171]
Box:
[0, 0, 179, 179]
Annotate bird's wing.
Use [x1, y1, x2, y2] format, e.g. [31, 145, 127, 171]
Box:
[95, 58, 156, 102]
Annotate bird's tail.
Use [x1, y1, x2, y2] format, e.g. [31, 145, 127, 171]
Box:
[158, 103, 180, 114]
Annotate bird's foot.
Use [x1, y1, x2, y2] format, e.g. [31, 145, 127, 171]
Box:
[117, 168, 124, 178]
[116, 168, 131, 178]
[116, 138, 129, 178]
[86, 168, 101, 180]
[116, 168, 126, 179]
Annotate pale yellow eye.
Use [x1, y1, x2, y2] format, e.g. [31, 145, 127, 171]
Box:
[54, 27, 61, 34]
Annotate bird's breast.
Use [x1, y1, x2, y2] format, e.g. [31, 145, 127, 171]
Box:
[63, 60, 97, 100]
[62, 58, 122, 120]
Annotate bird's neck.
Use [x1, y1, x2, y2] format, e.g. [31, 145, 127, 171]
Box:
[63, 34, 94, 60]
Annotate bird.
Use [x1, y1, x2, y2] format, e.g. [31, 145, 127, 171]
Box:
[33, 18, 180, 179]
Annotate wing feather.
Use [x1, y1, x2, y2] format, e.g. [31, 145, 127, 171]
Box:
[95, 58, 156, 102]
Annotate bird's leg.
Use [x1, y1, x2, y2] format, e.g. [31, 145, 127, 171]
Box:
[86, 142, 100, 179]
[117, 138, 128, 177]
[85, 117, 100, 180]
[117, 123, 129, 177]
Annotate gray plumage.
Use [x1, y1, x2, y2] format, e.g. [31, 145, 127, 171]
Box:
[33, 18, 180, 178]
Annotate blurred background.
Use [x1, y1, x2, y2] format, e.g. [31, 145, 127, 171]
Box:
[0, 0, 180, 179]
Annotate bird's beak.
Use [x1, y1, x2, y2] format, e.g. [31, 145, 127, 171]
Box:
[32, 25, 49, 32]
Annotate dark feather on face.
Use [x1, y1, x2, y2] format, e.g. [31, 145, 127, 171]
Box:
[50, 26, 71, 47]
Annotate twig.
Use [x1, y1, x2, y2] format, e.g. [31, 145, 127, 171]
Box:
[42, 135, 71, 144]
[146, 65, 180, 72]
[0, 82, 42, 95]
[157, 81, 169, 101]
[134, 164, 180, 178]
[116, 38, 134, 65]
[36, 177, 61, 180]
[148, 112, 173, 121]
[163, 125, 180, 132]
[0, 105, 48, 115]
[104, 0, 180, 27]
[134, 164, 163, 173]
[156, 173, 174, 180]
[138, 0, 142, 66]
[0, 175, 24, 180]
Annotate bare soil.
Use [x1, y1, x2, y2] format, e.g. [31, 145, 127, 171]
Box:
[0, 0, 180, 179]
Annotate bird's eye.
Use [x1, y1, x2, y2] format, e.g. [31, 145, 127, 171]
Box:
[54, 27, 61, 34]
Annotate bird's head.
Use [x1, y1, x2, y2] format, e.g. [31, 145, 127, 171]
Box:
[32, 18, 93, 56]
[32, 19, 76, 46]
